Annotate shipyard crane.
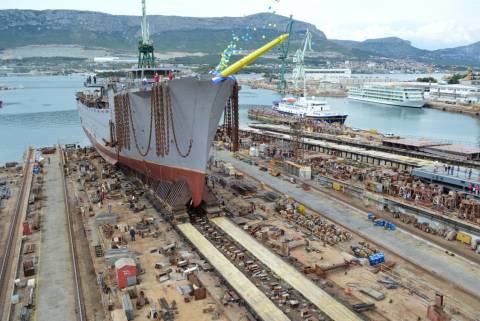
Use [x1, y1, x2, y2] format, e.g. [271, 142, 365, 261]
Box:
[277, 16, 294, 94]
[138, 0, 155, 68]
[292, 29, 313, 92]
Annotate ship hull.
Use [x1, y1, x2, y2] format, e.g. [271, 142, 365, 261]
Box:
[347, 96, 425, 108]
[78, 77, 235, 206]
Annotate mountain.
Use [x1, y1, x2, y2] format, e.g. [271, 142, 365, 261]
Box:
[0, 10, 328, 53]
[0, 9, 479, 66]
[333, 37, 480, 65]
[333, 37, 428, 59]
[432, 42, 480, 64]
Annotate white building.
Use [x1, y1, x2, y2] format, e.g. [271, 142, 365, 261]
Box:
[426, 84, 480, 104]
[304, 68, 352, 82]
[460, 71, 480, 87]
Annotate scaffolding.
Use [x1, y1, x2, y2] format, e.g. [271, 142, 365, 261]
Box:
[223, 82, 240, 152]
[290, 121, 304, 160]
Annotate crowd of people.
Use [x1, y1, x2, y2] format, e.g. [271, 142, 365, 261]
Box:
[86, 74, 97, 85]
[442, 164, 474, 179]
[439, 164, 480, 195]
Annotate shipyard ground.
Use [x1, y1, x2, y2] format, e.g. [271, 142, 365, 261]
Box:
[2, 146, 479, 321]
[215, 150, 480, 298]
[69, 147, 480, 321]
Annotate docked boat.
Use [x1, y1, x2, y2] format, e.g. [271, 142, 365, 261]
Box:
[272, 96, 348, 124]
[348, 85, 425, 108]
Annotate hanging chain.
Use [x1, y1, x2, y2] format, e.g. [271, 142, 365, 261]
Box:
[165, 85, 193, 158]
[152, 83, 170, 157]
[126, 92, 152, 157]
[113, 85, 193, 159]
[122, 93, 131, 150]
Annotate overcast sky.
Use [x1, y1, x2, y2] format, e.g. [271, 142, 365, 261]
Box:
[1, 0, 479, 50]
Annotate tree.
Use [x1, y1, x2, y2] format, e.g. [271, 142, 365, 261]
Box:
[447, 73, 465, 84]
[416, 77, 437, 83]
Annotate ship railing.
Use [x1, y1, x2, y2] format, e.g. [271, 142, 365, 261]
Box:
[111, 79, 156, 93]
[76, 92, 109, 109]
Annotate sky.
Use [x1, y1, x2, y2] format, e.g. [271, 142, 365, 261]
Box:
[1, 0, 479, 50]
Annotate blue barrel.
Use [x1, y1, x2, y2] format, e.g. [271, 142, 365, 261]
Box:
[369, 252, 386, 266]
[388, 223, 396, 231]
[367, 212, 374, 220]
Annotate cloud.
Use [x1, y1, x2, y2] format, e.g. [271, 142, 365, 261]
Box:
[1, 0, 479, 50]
[323, 20, 480, 50]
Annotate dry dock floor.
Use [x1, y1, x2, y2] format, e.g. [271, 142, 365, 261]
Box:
[215, 150, 480, 299]
[211, 217, 364, 321]
[36, 154, 76, 321]
[177, 223, 290, 321]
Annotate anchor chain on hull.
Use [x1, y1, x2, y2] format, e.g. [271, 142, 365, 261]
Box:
[164, 85, 193, 158]
[113, 83, 193, 159]
[152, 84, 170, 157]
[126, 90, 154, 157]
[113, 94, 131, 151]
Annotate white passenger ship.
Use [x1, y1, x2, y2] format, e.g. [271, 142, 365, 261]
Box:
[348, 85, 425, 108]
[273, 96, 348, 124]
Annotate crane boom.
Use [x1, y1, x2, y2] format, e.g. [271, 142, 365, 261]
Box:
[277, 16, 294, 94]
[292, 29, 313, 91]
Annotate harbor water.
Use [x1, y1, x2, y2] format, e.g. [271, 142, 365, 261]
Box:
[0, 75, 479, 165]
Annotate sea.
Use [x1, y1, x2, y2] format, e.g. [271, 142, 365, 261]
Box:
[1, 75, 479, 165]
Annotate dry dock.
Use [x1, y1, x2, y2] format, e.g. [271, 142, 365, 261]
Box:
[36, 153, 77, 321]
[177, 223, 290, 321]
[211, 217, 364, 321]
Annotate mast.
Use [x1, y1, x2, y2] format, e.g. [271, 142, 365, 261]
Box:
[138, 0, 155, 69]
[141, 0, 149, 44]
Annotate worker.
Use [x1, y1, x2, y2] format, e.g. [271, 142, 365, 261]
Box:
[153, 72, 160, 83]
[168, 70, 174, 80]
[100, 189, 105, 205]
[469, 168, 472, 179]
[129, 227, 136, 241]
[142, 76, 148, 89]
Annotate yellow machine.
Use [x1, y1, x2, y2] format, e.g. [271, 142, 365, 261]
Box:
[220, 34, 289, 77]
[213, 34, 289, 83]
